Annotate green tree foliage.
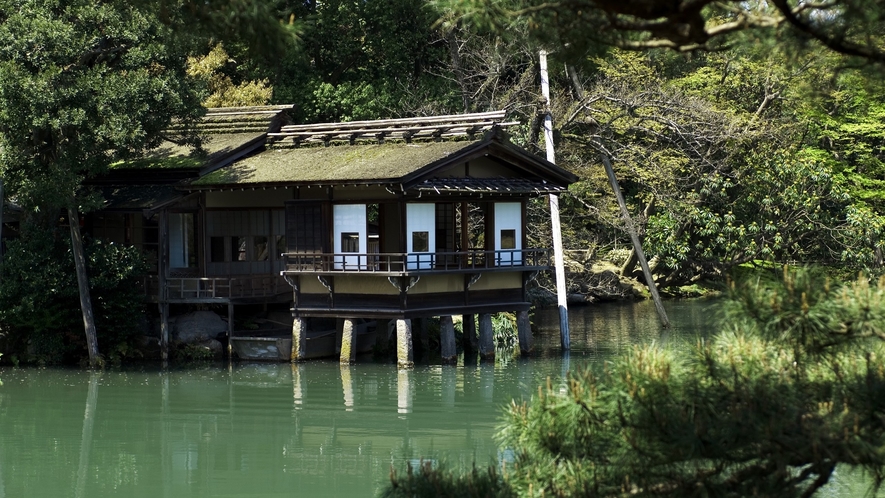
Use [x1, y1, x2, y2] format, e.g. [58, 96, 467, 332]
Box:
[538, 46, 885, 287]
[155, 0, 299, 62]
[187, 44, 273, 107]
[0, 0, 206, 214]
[272, 0, 459, 122]
[0, 0, 294, 214]
[384, 267, 885, 497]
[435, 0, 885, 64]
[0, 229, 148, 364]
[0, 0, 294, 363]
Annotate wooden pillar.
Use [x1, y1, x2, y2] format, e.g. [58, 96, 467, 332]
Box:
[159, 303, 170, 363]
[227, 302, 234, 357]
[517, 310, 533, 355]
[291, 317, 307, 362]
[460, 201, 469, 258]
[340, 318, 357, 364]
[158, 210, 169, 361]
[462, 314, 478, 354]
[479, 313, 495, 360]
[439, 315, 456, 364]
[396, 318, 413, 368]
[540, 50, 571, 350]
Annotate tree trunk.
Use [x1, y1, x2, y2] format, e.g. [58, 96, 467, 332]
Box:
[619, 197, 656, 277]
[601, 156, 670, 328]
[68, 206, 101, 366]
[446, 29, 470, 113]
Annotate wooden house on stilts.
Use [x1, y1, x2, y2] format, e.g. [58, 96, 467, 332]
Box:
[90, 108, 577, 365]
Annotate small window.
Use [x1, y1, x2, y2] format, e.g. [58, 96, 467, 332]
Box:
[341, 232, 360, 253]
[210, 237, 226, 263]
[231, 236, 247, 261]
[254, 236, 269, 261]
[169, 213, 196, 268]
[501, 229, 516, 250]
[412, 231, 429, 252]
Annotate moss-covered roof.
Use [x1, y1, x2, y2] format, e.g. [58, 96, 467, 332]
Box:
[100, 185, 185, 210]
[110, 106, 292, 171]
[192, 140, 477, 186]
[114, 132, 265, 170]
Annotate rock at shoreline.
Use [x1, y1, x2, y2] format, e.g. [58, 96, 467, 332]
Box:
[172, 311, 228, 344]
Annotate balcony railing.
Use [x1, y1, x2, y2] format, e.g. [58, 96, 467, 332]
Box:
[140, 275, 289, 301]
[282, 248, 550, 274]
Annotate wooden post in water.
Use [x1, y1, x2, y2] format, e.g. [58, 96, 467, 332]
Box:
[601, 154, 670, 328]
[440, 315, 456, 364]
[396, 318, 413, 368]
[517, 310, 533, 355]
[68, 206, 100, 366]
[478, 313, 495, 360]
[540, 50, 570, 350]
[227, 301, 234, 357]
[158, 210, 170, 361]
[340, 318, 357, 364]
[291, 317, 307, 362]
[462, 314, 478, 354]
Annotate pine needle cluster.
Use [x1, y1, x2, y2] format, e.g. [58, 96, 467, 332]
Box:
[383, 267, 885, 497]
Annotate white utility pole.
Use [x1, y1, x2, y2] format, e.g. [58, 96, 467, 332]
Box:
[540, 50, 570, 350]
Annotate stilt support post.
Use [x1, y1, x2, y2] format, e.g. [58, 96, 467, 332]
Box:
[396, 318, 414, 368]
[479, 313, 495, 361]
[440, 315, 456, 364]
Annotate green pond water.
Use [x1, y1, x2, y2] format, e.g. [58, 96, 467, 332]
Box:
[0, 299, 878, 497]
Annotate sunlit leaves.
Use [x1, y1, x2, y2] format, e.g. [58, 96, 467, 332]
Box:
[0, 0, 205, 212]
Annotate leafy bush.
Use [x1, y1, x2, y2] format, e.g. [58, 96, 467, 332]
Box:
[0, 230, 148, 364]
[454, 313, 519, 349]
[491, 312, 518, 348]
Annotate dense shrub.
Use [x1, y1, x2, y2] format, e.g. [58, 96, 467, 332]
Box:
[0, 229, 147, 364]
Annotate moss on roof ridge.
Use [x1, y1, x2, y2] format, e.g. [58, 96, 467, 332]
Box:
[110, 156, 205, 170]
[194, 139, 479, 186]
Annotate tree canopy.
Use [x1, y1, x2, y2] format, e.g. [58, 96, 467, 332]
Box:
[435, 0, 885, 64]
[0, 0, 294, 364]
[0, 0, 204, 215]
